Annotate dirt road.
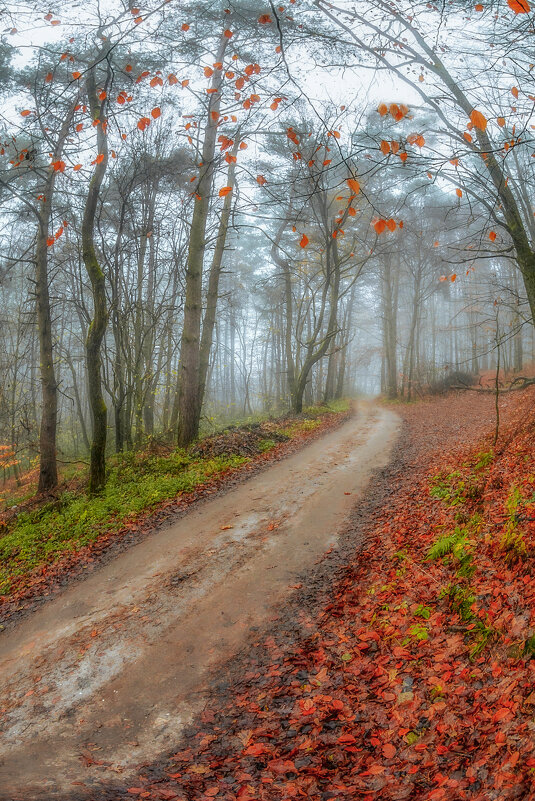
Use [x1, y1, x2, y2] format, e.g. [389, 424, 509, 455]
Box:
[0, 403, 399, 799]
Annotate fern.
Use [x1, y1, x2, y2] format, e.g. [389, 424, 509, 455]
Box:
[427, 526, 475, 570]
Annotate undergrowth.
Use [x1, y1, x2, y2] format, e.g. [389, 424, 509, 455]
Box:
[0, 399, 350, 596]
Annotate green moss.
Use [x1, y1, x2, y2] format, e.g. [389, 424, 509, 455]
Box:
[0, 399, 350, 595]
[0, 452, 246, 594]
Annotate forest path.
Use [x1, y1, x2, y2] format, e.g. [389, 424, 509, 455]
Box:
[0, 402, 400, 800]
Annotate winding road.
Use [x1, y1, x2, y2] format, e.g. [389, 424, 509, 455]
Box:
[0, 402, 399, 799]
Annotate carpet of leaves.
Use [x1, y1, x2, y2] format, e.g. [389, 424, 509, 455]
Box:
[105, 390, 535, 801]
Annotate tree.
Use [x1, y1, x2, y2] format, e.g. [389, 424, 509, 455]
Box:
[82, 56, 110, 494]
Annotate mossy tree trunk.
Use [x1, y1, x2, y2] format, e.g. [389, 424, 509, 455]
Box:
[82, 61, 109, 494]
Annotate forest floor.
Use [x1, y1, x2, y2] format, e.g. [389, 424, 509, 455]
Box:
[3, 388, 535, 801]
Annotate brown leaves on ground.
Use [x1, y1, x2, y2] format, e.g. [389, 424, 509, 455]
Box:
[112, 389, 535, 800]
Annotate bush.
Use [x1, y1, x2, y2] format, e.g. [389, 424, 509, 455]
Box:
[427, 370, 476, 395]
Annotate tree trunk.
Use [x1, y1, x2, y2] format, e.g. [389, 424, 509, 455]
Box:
[83, 62, 109, 494]
[35, 110, 75, 493]
[177, 32, 229, 447]
[194, 138, 239, 434]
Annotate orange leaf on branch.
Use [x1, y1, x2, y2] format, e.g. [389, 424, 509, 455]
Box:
[300, 234, 309, 248]
[219, 186, 233, 197]
[470, 109, 487, 131]
[374, 219, 386, 234]
[507, 0, 530, 12]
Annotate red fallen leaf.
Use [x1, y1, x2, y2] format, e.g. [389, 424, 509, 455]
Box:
[244, 742, 268, 756]
[267, 758, 297, 775]
[126, 790, 145, 796]
[509, 751, 520, 767]
[338, 733, 357, 744]
[494, 707, 511, 722]
[382, 743, 396, 759]
[365, 764, 386, 775]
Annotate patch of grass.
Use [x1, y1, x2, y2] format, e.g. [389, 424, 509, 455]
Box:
[429, 470, 483, 507]
[0, 452, 246, 594]
[501, 485, 527, 562]
[0, 400, 351, 596]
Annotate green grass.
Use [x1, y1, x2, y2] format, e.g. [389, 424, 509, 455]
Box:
[0, 451, 246, 594]
[0, 400, 351, 595]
